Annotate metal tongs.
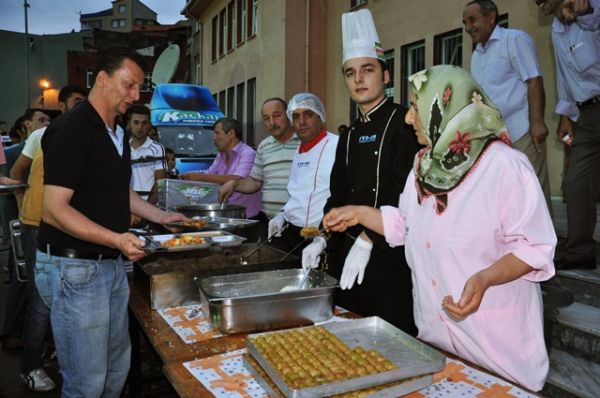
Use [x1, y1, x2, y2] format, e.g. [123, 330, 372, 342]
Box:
[280, 228, 329, 261]
[142, 235, 162, 254]
[239, 224, 288, 265]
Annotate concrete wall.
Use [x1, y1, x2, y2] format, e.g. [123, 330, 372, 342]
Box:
[0, 30, 91, 127]
[189, 0, 327, 144]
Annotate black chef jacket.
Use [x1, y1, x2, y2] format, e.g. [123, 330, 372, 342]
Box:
[324, 97, 418, 335]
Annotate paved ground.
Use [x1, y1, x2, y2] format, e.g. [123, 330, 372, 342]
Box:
[0, 248, 62, 397]
[0, 248, 175, 397]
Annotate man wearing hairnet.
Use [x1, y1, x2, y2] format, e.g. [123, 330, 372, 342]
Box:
[302, 9, 418, 334]
[267, 93, 339, 255]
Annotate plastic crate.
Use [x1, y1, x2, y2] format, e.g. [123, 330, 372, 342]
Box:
[157, 178, 219, 210]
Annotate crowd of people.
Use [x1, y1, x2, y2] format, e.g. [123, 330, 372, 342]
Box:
[0, 0, 597, 396]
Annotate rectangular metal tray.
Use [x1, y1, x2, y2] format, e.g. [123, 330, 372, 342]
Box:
[207, 216, 259, 229]
[0, 183, 28, 193]
[144, 230, 246, 252]
[196, 268, 339, 334]
[243, 354, 434, 398]
[133, 243, 300, 310]
[246, 317, 446, 398]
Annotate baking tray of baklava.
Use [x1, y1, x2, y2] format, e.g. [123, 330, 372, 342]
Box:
[245, 316, 445, 398]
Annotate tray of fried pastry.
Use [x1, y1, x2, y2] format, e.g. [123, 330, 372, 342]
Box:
[164, 217, 212, 231]
[243, 353, 433, 398]
[166, 216, 259, 231]
[143, 231, 246, 252]
[0, 183, 28, 194]
[245, 317, 445, 398]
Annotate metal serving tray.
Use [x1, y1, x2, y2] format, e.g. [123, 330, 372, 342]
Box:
[165, 217, 259, 231]
[243, 354, 434, 398]
[0, 183, 28, 193]
[246, 317, 446, 398]
[206, 216, 259, 229]
[196, 269, 338, 334]
[144, 231, 246, 252]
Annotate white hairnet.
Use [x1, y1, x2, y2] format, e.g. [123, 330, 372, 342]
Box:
[286, 92, 326, 122]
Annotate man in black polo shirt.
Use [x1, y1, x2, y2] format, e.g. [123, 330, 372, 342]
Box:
[35, 47, 186, 397]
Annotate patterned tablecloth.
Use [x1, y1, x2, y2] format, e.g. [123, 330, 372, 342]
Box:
[158, 304, 222, 344]
[158, 305, 350, 345]
[183, 349, 537, 398]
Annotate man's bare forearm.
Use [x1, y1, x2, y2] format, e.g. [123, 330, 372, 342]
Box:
[234, 177, 263, 194]
[527, 76, 546, 127]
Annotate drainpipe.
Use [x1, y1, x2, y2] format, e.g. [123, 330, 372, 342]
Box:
[24, 0, 31, 107]
[304, 0, 310, 92]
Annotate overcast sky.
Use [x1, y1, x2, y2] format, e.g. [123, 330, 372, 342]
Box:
[0, 0, 188, 35]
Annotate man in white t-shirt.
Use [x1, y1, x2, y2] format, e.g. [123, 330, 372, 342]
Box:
[128, 104, 166, 205]
[11, 86, 87, 208]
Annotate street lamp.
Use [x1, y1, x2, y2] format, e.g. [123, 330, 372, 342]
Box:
[39, 79, 51, 90]
[39, 79, 51, 108]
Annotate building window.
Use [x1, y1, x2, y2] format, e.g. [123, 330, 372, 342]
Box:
[211, 16, 218, 62]
[401, 40, 425, 107]
[237, 0, 245, 45]
[236, 82, 245, 126]
[219, 8, 226, 57]
[82, 19, 101, 30]
[351, 0, 367, 8]
[246, 78, 256, 145]
[227, 86, 235, 117]
[227, 1, 235, 52]
[195, 55, 201, 84]
[119, 4, 126, 13]
[497, 13, 508, 28]
[434, 28, 462, 67]
[194, 20, 201, 33]
[383, 49, 395, 101]
[241, 0, 247, 44]
[247, 0, 257, 39]
[218, 90, 226, 112]
[111, 19, 126, 28]
[86, 68, 94, 89]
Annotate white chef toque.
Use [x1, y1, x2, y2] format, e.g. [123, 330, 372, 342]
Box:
[342, 8, 384, 65]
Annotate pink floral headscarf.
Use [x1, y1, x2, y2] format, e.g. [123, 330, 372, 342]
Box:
[408, 65, 510, 213]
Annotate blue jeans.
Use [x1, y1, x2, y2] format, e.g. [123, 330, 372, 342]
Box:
[35, 250, 131, 398]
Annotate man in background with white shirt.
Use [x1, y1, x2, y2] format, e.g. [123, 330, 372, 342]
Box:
[463, 0, 551, 212]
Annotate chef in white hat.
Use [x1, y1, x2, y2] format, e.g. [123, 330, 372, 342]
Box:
[302, 9, 418, 334]
[267, 93, 339, 256]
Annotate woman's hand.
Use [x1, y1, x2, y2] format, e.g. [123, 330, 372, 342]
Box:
[442, 254, 533, 321]
[323, 206, 361, 232]
[442, 270, 490, 321]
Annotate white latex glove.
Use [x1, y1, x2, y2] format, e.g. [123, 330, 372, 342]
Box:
[340, 236, 373, 290]
[268, 213, 286, 238]
[302, 236, 327, 271]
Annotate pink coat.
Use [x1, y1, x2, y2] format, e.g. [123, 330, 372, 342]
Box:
[381, 143, 556, 391]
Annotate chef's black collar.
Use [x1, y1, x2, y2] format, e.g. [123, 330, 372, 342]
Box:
[359, 97, 389, 123]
